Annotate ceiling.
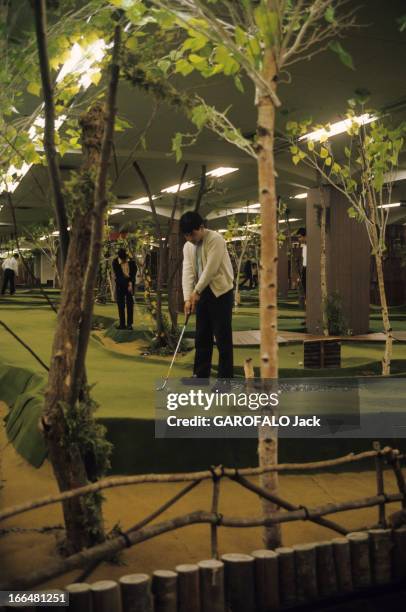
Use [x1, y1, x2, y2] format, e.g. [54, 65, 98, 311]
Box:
[1, 0, 406, 240]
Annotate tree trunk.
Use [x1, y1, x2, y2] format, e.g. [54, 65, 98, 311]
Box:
[256, 48, 281, 549]
[319, 187, 329, 336]
[375, 252, 392, 375]
[367, 198, 392, 376]
[168, 221, 184, 334]
[42, 105, 109, 554]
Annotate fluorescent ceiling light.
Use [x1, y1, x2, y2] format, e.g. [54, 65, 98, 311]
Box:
[206, 167, 238, 178]
[301, 113, 376, 142]
[279, 217, 300, 224]
[129, 196, 157, 205]
[161, 180, 196, 194]
[160, 167, 239, 196]
[378, 202, 401, 209]
[292, 192, 308, 200]
[0, 39, 107, 194]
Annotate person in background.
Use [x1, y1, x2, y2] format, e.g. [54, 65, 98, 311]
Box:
[180, 211, 234, 379]
[296, 227, 307, 293]
[239, 258, 254, 289]
[1, 253, 19, 295]
[112, 248, 137, 330]
[251, 261, 259, 288]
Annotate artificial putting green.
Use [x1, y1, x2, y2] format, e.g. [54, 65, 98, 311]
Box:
[1, 290, 406, 421]
[2, 290, 406, 473]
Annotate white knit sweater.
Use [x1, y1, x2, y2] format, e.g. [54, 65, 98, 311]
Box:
[182, 229, 234, 301]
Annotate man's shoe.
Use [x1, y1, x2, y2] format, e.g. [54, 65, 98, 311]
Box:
[116, 324, 126, 330]
[127, 325, 133, 330]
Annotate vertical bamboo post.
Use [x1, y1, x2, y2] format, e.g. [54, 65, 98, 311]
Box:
[275, 547, 296, 606]
[369, 529, 393, 585]
[293, 543, 318, 603]
[119, 574, 153, 612]
[389, 450, 406, 509]
[210, 473, 221, 559]
[176, 564, 200, 612]
[91, 580, 122, 612]
[152, 570, 178, 612]
[392, 527, 406, 581]
[221, 553, 256, 612]
[316, 541, 338, 599]
[198, 559, 225, 612]
[373, 441, 386, 527]
[252, 549, 279, 611]
[347, 532, 371, 589]
[66, 583, 93, 612]
[332, 537, 353, 593]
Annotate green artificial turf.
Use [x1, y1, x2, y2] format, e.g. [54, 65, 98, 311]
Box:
[1, 290, 406, 422]
[1, 290, 406, 472]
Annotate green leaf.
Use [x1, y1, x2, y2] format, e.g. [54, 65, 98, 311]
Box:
[234, 76, 244, 93]
[172, 132, 183, 162]
[175, 59, 194, 76]
[324, 6, 335, 23]
[27, 82, 40, 96]
[292, 154, 300, 165]
[125, 36, 138, 52]
[191, 105, 208, 129]
[329, 41, 355, 70]
[320, 147, 329, 159]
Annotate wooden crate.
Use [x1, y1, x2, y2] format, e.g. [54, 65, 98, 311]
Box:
[304, 339, 341, 369]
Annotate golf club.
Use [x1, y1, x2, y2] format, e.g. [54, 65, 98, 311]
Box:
[156, 313, 191, 391]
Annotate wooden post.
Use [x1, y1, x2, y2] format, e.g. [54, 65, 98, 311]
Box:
[389, 450, 406, 509]
[373, 441, 386, 527]
[119, 574, 153, 612]
[275, 547, 296, 606]
[66, 583, 93, 612]
[293, 543, 318, 603]
[332, 537, 353, 593]
[210, 477, 221, 559]
[347, 532, 371, 589]
[369, 529, 393, 585]
[198, 559, 225, 612]
[152, 570, 178, 612]
[91, 580, 122, 612]
[221, 553, 256, 612]
[392, 527, 406, 581]
[252, 549, 279, 611]
[316, 541, 338, 599]
[176, 564, 200, 612]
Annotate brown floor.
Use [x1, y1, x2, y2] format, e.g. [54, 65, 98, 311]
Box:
[0, 402, 402, 590]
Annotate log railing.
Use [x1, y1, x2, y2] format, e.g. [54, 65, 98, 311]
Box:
[1, 444, 406, 592]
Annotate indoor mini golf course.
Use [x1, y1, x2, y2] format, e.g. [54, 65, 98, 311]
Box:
[2, 289, 406, 474]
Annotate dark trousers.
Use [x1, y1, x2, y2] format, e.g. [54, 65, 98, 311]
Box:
[194, 287, 234, 378]
[116, 286, 134, 327]
[1, 269, 15, 295]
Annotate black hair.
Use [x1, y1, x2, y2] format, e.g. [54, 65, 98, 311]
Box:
[13, 253, 19, 258]
[179, 211, 204, 235]
[117, 248, 127, 260]
[296, 227, 306, 237]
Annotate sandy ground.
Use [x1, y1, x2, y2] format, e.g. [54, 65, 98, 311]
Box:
[0, 401, 403, 590]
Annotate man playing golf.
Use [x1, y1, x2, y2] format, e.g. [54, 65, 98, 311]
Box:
[180, 211, 234, 378]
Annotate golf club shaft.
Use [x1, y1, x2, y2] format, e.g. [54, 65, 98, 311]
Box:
[164, 314, 190, 381]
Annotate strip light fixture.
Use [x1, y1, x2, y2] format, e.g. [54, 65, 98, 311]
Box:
[300, 113, 376, 142]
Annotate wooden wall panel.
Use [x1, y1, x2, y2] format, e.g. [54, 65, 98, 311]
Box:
[306, 186, 370, 335]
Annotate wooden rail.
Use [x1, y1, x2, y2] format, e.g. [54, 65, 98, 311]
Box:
[1, 444, 406, 591]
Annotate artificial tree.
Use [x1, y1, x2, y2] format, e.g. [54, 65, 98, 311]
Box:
[128, 0, 358, 547]
[287, 106, 406, 375]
